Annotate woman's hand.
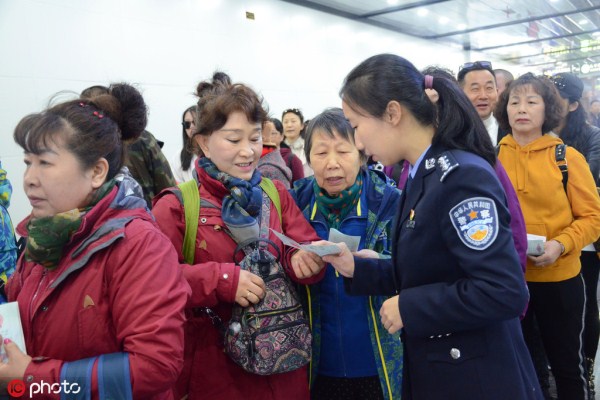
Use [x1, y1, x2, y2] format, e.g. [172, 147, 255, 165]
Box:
[318, 241, 355, 278]
[235, 270, 266, 307]
[380, 296, 403, 334]
[529, 239, 563, 267]
[291, 250, 325, 279]
[353, 249, 380, 259]
[0, 338, 31, 384]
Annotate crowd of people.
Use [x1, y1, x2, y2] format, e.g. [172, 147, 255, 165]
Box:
[0, 54, 599, 400]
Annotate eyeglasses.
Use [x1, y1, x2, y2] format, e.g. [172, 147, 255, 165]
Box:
[182, 121, 194, 129]
[458, 61, 493, 80]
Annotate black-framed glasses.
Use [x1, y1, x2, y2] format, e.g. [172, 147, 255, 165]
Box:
[182, 121, 194, 129]
[458, 61, 493, 80]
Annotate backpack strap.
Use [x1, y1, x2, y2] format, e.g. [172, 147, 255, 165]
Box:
[259, 178, 282, 225]
[178, 180, 200, 265]
[498, 143, 568, 194]
[555, 144, 568, 195]
[178, 177, 280, 264]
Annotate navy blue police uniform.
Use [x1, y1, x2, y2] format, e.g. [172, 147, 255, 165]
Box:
[346, 146, 542, 400]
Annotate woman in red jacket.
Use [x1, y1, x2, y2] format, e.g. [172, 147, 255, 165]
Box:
[152, 72, 325, 400]
[0, 84, 190, 399]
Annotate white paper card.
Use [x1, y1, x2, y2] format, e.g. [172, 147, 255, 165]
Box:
[526, 234, 546, 256]
[270, 229, 341, 257]
[328, 228, 360, 252]
[0, 302, 26, 363]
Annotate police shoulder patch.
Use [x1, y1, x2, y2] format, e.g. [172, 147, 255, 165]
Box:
[449, 196, 498, 251]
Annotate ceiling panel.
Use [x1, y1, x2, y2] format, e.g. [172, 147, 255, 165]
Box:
[282, 0, 600, 76]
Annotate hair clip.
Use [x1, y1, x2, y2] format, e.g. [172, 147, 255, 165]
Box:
[93, 111, 104, 119]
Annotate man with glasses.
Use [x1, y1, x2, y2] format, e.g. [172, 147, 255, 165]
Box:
[458, 61, 506, 145]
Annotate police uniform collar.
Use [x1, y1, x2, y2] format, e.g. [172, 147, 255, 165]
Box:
[434, 150, 460, 182]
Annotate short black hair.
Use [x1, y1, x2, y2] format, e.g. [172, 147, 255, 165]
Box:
[457, 61, 496, 86]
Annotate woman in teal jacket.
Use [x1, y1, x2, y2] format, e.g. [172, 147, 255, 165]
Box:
[290, 108, 402, 400]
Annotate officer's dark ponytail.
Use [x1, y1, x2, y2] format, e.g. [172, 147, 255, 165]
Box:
[340, 53, 495, 166]
[429, 75, 495, 165]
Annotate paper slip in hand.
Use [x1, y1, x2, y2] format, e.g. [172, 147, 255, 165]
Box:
[328, 228, 360, 252]
[270, 229, 341, 256]
[0, 302, 27, 363]
[526, 234, 546, 256]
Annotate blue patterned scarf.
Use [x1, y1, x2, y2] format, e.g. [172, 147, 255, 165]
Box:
[198, 157, 263, 244]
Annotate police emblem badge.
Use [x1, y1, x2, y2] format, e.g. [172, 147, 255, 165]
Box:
[449, 197, 498, 250]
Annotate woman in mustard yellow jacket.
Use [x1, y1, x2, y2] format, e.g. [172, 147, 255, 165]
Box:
[496, 73, 600, 400]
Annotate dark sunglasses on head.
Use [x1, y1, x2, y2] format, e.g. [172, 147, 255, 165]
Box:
[182, 121, 194, 129]
[458, 61, 493, 79]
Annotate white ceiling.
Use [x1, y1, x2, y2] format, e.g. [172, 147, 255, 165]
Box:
[281, 0, 600, 75]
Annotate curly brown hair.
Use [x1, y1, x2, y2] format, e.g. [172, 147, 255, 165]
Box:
[193, 72, 267, 157]
[494, 73, 564, 134]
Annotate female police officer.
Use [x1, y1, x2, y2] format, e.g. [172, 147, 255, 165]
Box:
[321, 54, 542, 399]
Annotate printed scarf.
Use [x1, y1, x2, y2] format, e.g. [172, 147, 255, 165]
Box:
[313, 171, 363, 229]
[25, 179, 116, 270]
[199, 157, 263, 244]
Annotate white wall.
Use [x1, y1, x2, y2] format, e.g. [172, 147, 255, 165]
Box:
[0, 0, 503, 224]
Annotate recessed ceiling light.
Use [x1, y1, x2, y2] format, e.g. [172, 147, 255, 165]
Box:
[457, 23, 467, 30]
[387, 0, 399, 5]
[439, 16, 449, 25]
[417, 8, 429, 17]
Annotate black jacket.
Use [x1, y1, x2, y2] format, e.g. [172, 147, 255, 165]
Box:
[561, 123, 600, 186]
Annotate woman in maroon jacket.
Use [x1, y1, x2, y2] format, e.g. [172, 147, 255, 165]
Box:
[152, 72, 325, 400]
[1, 84, 190, 399]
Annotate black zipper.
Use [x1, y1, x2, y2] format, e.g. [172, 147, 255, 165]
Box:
[248, 319, 310, 358]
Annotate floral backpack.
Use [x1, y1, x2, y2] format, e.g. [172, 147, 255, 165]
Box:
[178, 178, 311, 375]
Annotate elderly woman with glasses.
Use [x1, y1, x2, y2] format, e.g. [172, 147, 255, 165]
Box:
[495, 73, 600, 400]
[290, 108, 403, 400]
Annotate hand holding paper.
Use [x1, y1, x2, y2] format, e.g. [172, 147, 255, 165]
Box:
[291, 250, 325, 279]
[0, 302, 31, 385]
[270, 229, 341, 257]
[315, 240, 356, 278]
[526, 234, 546, 256]
[0, 336, 31, 385]
[328, 228, 360, 252]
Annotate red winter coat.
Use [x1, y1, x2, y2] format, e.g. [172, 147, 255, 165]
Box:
[7, 178, 190, 400]
[152, 166, 324, 400]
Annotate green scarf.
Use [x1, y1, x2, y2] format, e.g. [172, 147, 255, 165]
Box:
[313, 172, 363, 229]
[25, 179, 117, 270]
